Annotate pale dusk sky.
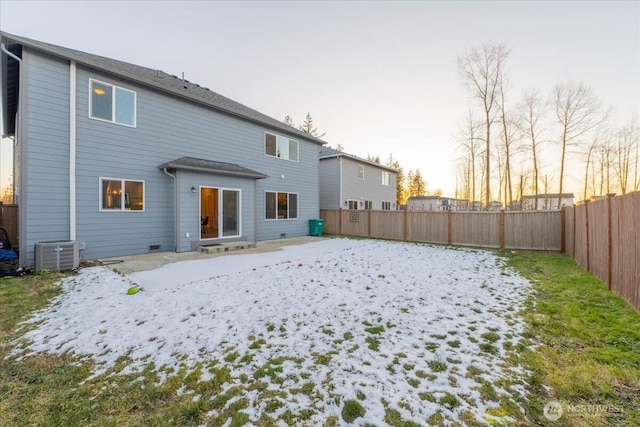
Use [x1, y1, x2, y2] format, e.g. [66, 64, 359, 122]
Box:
[1, 1, 638, 197]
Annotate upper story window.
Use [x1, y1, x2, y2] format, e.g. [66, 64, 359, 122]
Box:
[90, 79, 136, 127]
[100, 178, 144, 211]
[358, 165, 364, 179]
[265, 132, 298, 161]
[382, 171, 390, 186]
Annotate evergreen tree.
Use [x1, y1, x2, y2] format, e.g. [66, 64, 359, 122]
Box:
[367, 154, 381, 164]
[386, 154, 406, 205]
[283, 115, 294, 127]
[409, 169, 427, 196]
[298, 112, 326, 138]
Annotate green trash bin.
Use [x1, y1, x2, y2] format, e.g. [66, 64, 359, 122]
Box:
[309, 219, 324, 236]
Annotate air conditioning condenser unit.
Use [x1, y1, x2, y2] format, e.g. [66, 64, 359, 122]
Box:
[34, 241, 80, 271]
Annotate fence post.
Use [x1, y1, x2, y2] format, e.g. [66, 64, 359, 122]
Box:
[560, 207, 566, 253]
[368, 208, 372, 237]
[585, 200, 590, 272]
[607, 193, 614, 290]
[403, 209, 408, 241]
[339, 209, 343, 235]
[499, 209, 505, 249]
[447, 209, 452, 245]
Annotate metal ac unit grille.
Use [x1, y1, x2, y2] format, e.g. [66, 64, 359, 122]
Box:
[34, 241, 80, 271]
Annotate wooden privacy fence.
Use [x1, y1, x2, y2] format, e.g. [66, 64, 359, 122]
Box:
[0, 203, 18, 248]
[563, 192, 640, 313]
[323, 194, 640, 313]
[320, 209, 562, 251]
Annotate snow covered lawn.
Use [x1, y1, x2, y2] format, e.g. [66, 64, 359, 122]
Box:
[15, 238, 532, 425]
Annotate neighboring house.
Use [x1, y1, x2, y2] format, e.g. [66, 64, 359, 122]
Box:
[407, 196, 446, 211]
[319, 147, 397, 210]
[407, 196, 470, 211]
[521, 193, 574, 210]
[1, 32, 325, 268]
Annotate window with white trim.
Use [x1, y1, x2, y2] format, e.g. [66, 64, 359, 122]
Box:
[100, 178, 144, 211]
[381, 201, 391, 210]
[357, 165, 364, 179]
[266, 191, 298, 219]
[90, 79, 136, 126]
[347, 200, 359, 210]
[382, 171, 390, 186]
[364, 200, 373, 210]
[265, 132, 298, 161]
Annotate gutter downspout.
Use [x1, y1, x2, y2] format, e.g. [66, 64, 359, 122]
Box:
[163, 168, 178, 251]
[69, 61, 76, 240]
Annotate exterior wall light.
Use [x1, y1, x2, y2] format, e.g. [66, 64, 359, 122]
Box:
[191, 186, 197, 194]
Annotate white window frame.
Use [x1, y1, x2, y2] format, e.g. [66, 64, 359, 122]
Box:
[89, 78, 137, 127]
[265, 191, 299, 220]
[357, 165, 364, 179]
[99, 177, 145, 212]
[264, 132, 299, 162]
[347, 200, 359, 210]
[382, 171, 390, 186]
[381, 201, 391, 211]
[364, 200, 373, 210]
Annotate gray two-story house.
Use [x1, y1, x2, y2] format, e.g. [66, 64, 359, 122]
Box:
[319, 147, 397, 210]
[1, 32, 325, 268]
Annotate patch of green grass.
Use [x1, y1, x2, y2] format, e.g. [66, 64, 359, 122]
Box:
[438, 392, 460, 410]
[427, 359, 447, 373]
[447, 339, 461, 348]
[365, 336, 380, 351]
[507, 251, 640, 427]
[341, 399, 366, 422]
[248, 338, 266, 350]
[480, 332, 500, 343]
[425, 341, 439, 351]
[364, 325, 385, 334]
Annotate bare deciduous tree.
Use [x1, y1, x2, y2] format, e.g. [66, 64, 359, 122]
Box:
[458, 42, 509, 209]
[518, 90, 546, 197]
[552, 82, 605, 207]
[455, 111, 482, 203]
[612, 118, 639, 194]
[497, 77, 520, 206]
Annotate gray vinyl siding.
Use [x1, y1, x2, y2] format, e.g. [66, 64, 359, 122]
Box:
[21, 50, 71, 265]
[341, 158, 397, 209]
[18, 50, 320, 264]
[319, 157, 341, 209]
[74, 65, 317, 259]
[255, 141, 320, 241]
[175, 170, 256, 252]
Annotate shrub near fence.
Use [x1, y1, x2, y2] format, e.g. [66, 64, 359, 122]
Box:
[564, 192, 640, 312]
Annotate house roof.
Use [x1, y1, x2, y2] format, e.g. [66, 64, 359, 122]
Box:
[521, 193, 574, 199]
[0, 32, 325, 145]
[319, 146, 398, 173]
[158, 157, 268, 179]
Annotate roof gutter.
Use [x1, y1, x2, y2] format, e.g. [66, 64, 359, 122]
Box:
[1, 42, 20, 62]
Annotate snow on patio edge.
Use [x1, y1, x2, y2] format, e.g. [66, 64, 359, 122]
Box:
[12, 238, 532, 425]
